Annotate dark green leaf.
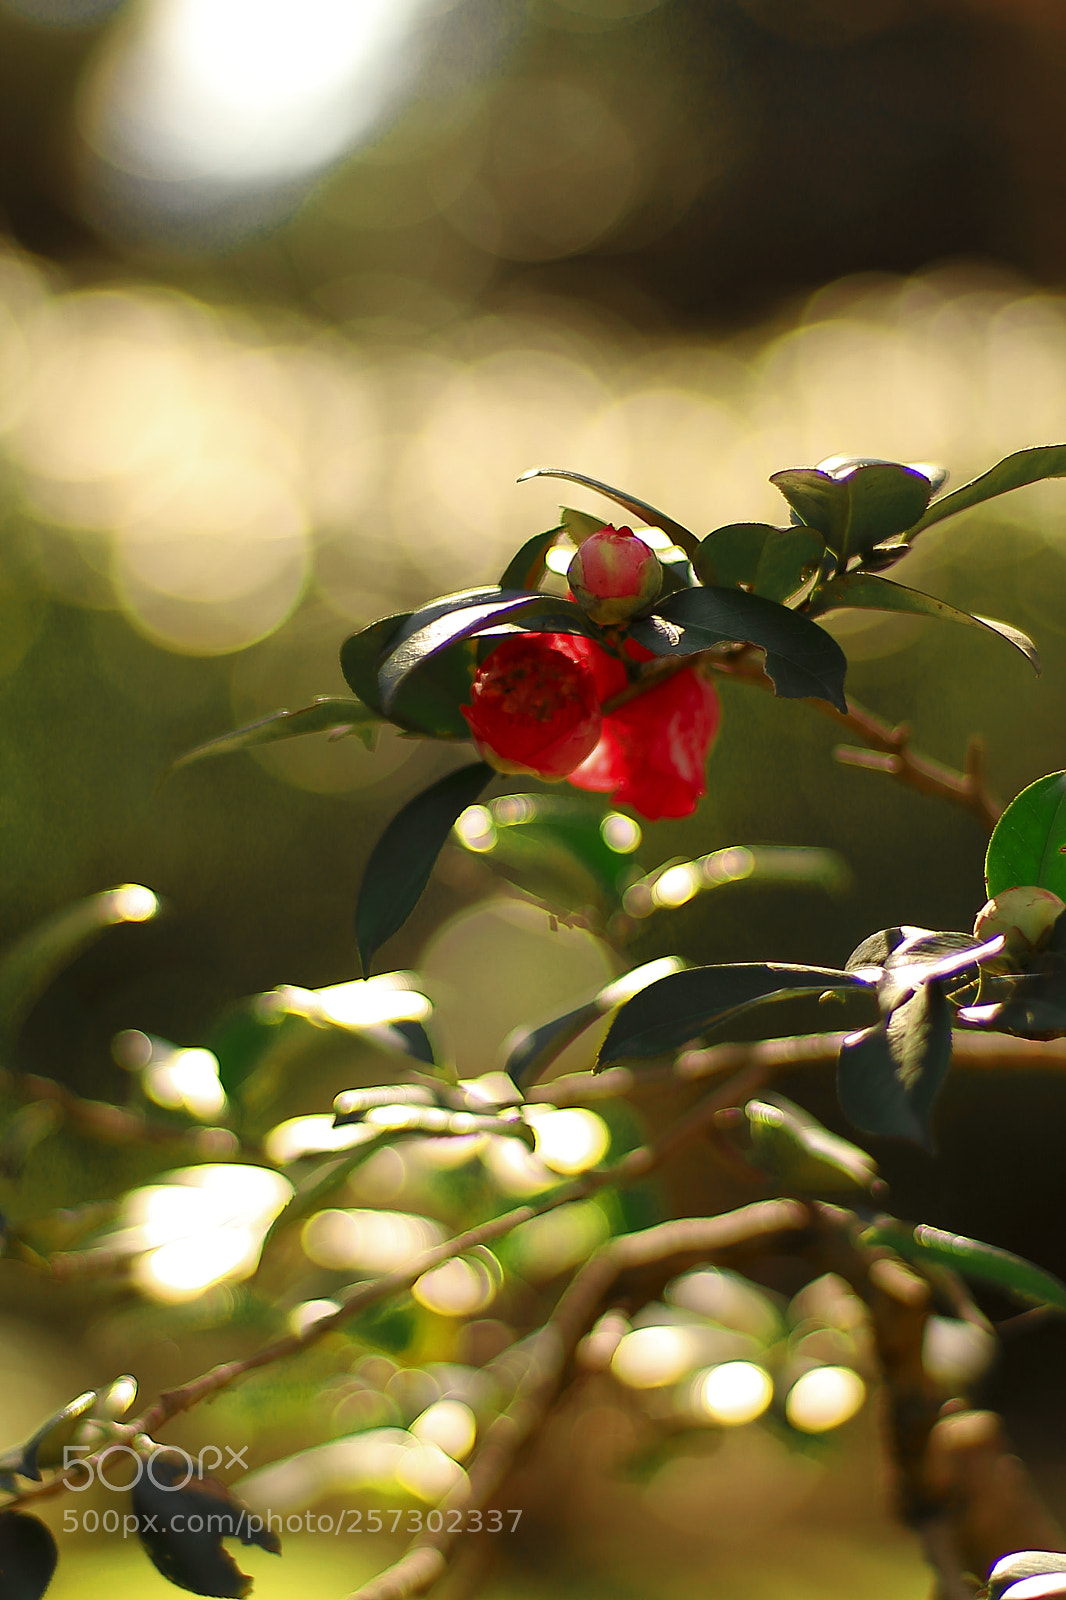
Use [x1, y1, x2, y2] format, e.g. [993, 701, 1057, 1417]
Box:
[845, 926, 934, 974]
[518, 466, 700, 558]
[355, 762, 493, 974]
[770, 463, 933, 563]
[836, 981, 952, 1147]
[171, 698, 382, 775]
[378, 593, 605, 713]
[807, 572, 1040, 673]
[988, 1552, 1066, 1600]
[693, 523, 825, 601]
[909, 444, 1066, 536]
[132, 1451, 280, 1598]
[340, 610, 478, 740]
[0, 1511, 57, 1599]
[986, 770, 1066, 901]
[0, 886, 160, 1055]
[864, 1220, 1066, 1314]
[816, 454, 948, 497]
[629, 586, 848, 712]
[505, 1002, 602, 1087]
[598, 962, 869, 1065]
[499, 525, 565, 590]
[744, 1094, 878, 1193]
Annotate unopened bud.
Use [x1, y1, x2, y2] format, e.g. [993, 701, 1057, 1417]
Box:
[973, 886, 1066, 961]
[568, 525, 662, 626]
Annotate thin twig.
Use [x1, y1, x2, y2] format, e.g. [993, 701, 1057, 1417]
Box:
[343, 1200, 811, 1600]
[605, 643, 1002, 827]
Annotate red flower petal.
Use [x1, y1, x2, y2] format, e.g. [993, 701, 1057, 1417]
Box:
[462, 636, 602, 780]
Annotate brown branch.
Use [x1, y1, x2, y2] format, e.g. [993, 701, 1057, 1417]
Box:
[530, 1029, 1066, 1109]
[343, 1200, 811, 1600]
[664, 643, 1003, 828]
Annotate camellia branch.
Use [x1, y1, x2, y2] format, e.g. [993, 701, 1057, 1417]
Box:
[602, 643, 1002, 827]
[342, 1199, 811, 1600]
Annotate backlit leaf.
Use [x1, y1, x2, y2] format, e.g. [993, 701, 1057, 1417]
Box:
[355, 763, 493, 974]
[909, 444, 1066, 536]
[770, 462, 933, 563]
[693, 523, 825, 601]
[863, 1220, 1066, 1313]
[629, 586, 848, 711]
[985, 771, 1066, 901]
[171, 698, 382, 774]
[0, 1390, 96, 1481]
[0, 886, 159, 1055]
[836, 982, 952, 1147]
[518, 466, 700, 558]
[744, 1094, 878, 1193]
[808, 572, 1039, 672]
[499, 525, 565, 590]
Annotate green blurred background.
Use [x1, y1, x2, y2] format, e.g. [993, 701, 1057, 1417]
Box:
[2, 0, 1066, 1593]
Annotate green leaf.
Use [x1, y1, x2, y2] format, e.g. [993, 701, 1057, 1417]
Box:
[597, 962, 869, 1065]
[560, 506, 610, 545]
[499, 525, 565, 590]
[744, 1094, 878, 1193]
[807, 572, 1040, 673]
[988, 1552, 1066, 1600]
[0, 885, 160, 1056]
[845, 926, 934, 974]
[622, 844, 850, 922]
[171, 698, 381, 775]
[864, 1219, 1066, 1314]
[377, 593, 605, 713]
[986, 771, 1066, 901]
[133, 1453, 281, 1597]
[693, 523, 825, 601]
[629, 586, 848, 712]
[836, 981, 952, 1147]
[455, 794, 643, 914]
[340, 610, 478, 740]
[770, 462, 934, 564]
[518, 466, 700, 558]
[0, 1510, 58, 1600]
[909, 444, 1066, 536]
[992, 909, 1066, 1039]
[355, 762, 493, 974]
[505, 1003, 602, 1087]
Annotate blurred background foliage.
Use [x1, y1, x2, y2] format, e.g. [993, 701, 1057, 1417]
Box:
[1, 0, 1066, 1594]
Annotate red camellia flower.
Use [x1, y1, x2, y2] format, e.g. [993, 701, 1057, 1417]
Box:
[551, 634, 721, 820]
[461, 635, 602, 780]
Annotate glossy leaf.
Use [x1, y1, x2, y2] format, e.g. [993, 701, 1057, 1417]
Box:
[989, 1553, 1066, 1600]
[455, 794, 643, 913]
[0, 1511, 57, 1600]
[909, 444, 1066, 536]
[837, 981, 952, 1147]
[340, 610, 476, 740]
[629, 586, 848, 712]
[332, 1084, 438, 1124]
[845, 926, 934, 974]
[770, 462, 933, 563]
[744, 1094, 878, 1193]
[0, 885, 159, 1055]
[816, 454, 948, 497]
[377, 592, 605, 713]
[172, 697, 382, 775]
[622, 844, 849, 922]
[864, 1220, 1066, 1313]
[355, 762, 493, 974]
[518, 466, 701, 558]
[505, 1002, 602, 1087]
[693, 523, 825, 601]
[986, 771, 1066, 901]
[132, 1451, 281, 1597]
[499, 525, 565, 590]
[808, 572, 1040, 672]
[597, 962, 869, 1065]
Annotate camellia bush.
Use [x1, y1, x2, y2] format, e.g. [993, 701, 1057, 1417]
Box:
[6, 447, 1066, 1597]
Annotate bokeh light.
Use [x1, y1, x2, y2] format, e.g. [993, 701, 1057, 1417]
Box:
[693, 1361, 774, 1427]
[784, 1365, 866, 1433]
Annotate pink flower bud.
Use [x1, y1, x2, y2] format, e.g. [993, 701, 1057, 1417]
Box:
[567, 525, 662, 626]
[973, 886, 1065, 957]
